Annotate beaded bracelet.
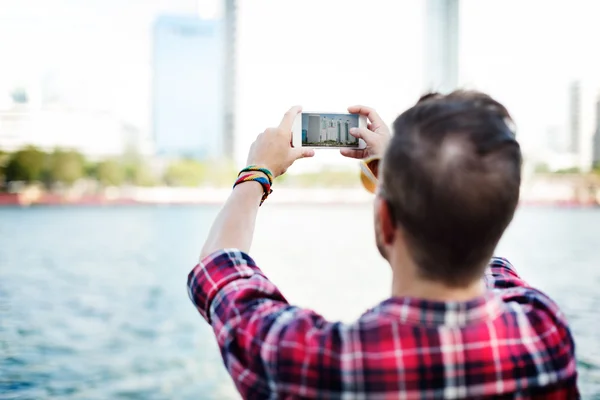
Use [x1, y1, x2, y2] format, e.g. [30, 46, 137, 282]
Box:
[233, 172, 273, 206]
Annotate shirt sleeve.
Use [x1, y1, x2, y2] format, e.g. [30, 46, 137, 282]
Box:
[484, 257, 530, 290]
[187, 249, 345, 399]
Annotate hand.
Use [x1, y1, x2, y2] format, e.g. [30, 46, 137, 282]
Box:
[247, 106, 315, 178]
[340, 105, 391, 159]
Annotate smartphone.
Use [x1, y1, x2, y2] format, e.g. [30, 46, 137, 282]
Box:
[292, 111, 367, 149]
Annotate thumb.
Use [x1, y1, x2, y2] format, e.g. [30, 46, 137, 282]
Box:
[292, 147, 315, 160]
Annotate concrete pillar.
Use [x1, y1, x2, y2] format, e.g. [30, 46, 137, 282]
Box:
[423, 0, 459, 93]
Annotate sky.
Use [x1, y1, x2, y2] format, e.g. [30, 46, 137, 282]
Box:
[0, 0, 599, 169]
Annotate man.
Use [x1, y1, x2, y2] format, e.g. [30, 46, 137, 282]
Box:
[188, 91, 579, 399]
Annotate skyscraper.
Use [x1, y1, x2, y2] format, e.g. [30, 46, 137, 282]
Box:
[326, 119, 337, 141]
[152, 13, 234, 160]
[593, 95, 600, 168]
[222, 0, 237, 159]
[424, 0, 459, 93]
[568, 81, 597, 171]
[307, 115, 320, 143]
[568, 81, 581, 154]
[342, 121, 356, 144]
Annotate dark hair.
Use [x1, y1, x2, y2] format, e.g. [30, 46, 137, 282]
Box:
[381, 90, 521, 286]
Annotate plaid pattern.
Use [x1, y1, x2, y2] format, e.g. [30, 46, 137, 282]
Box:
[188, 251, 579, 399]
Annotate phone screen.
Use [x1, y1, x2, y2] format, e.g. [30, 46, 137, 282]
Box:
[301, 113, 359, 147]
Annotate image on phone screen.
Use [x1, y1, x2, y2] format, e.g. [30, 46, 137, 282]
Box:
[301, 113, 359, 147]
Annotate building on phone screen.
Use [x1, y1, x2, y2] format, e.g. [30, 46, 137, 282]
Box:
[307, 114, 320, 143]
[304, 115, 357, 144]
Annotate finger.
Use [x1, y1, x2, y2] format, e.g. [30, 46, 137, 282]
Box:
[279, 105, 302, 133]
[340, 148, 367, 159]
[349, 127, 373, 140]
[348, 105, 385, 128]
[292, 147, 315, 160]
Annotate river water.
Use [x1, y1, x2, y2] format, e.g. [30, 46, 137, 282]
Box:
[0, 205, 599, 399]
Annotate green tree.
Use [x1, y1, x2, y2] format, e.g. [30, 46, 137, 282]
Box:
[84, 160, 99, 180]
[97, 159, 125, 186]
[533, 162, 550, 174]
[555, 167, 580, 174]
[164, 159, 207, 187]
[0, 149, 9, 189]
[47, 149, 84, 185]
[126, 161, 157, 187]
[282, 168, 360, 188]
[5, 146, 46, 183]
[203, 159, 237, 187]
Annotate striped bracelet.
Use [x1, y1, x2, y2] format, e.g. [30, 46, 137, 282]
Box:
[239, 165, 274, 186]
[233, 172, 273, 206]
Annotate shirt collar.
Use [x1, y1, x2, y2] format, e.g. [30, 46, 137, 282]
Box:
[373, 291, 505, 327]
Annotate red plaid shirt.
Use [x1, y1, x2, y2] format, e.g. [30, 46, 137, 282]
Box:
[188, 250, 579, 399]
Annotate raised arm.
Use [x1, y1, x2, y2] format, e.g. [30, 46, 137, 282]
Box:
[192, 105, 392, 398]
[199, 106, 314, 259]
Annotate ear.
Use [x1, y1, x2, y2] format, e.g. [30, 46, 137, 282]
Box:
[375, 196, 396, 245]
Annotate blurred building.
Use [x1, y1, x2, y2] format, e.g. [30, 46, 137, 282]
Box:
[0, 105, 141, 158]
[568, 81, 597, 171]
[593, 95, 600, 167]
[152, 15, 222, 159]
[568, 82, 581, 154]
[223, 0, 237, 160]
[152, 8, 236, 161]
[424, 0, 459, 93]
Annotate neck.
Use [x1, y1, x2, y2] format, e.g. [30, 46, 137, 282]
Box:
[391, 271, 485, 301]
[388, 251, 485, 301]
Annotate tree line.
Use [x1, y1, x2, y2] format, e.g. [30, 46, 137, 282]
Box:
[0, 145, 366, 191]
[0, 145, 239, 190]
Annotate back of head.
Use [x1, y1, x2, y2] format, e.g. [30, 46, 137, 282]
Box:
[381, 90, 522, 286]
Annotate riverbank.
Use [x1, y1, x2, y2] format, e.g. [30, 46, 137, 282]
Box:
[2, 173, 600, 207]
[1, 187, 598, 207]
[1, 188, 370, 206]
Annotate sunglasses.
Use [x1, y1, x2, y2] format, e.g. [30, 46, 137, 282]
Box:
[359, 156, 380, 194]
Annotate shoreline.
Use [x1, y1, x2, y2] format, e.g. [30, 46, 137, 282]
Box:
[0, 189, 598, 208]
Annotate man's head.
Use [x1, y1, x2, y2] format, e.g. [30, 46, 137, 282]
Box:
[375, 90, 521, 287]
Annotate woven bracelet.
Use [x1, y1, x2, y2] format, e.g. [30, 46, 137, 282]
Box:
[239, 165, 274, 186]
[233, 172, 273, 206]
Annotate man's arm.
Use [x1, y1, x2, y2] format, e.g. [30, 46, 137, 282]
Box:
[191, 105, 389, 398]
[200, 182, 263, 259]
[199, 106, 313, 259]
